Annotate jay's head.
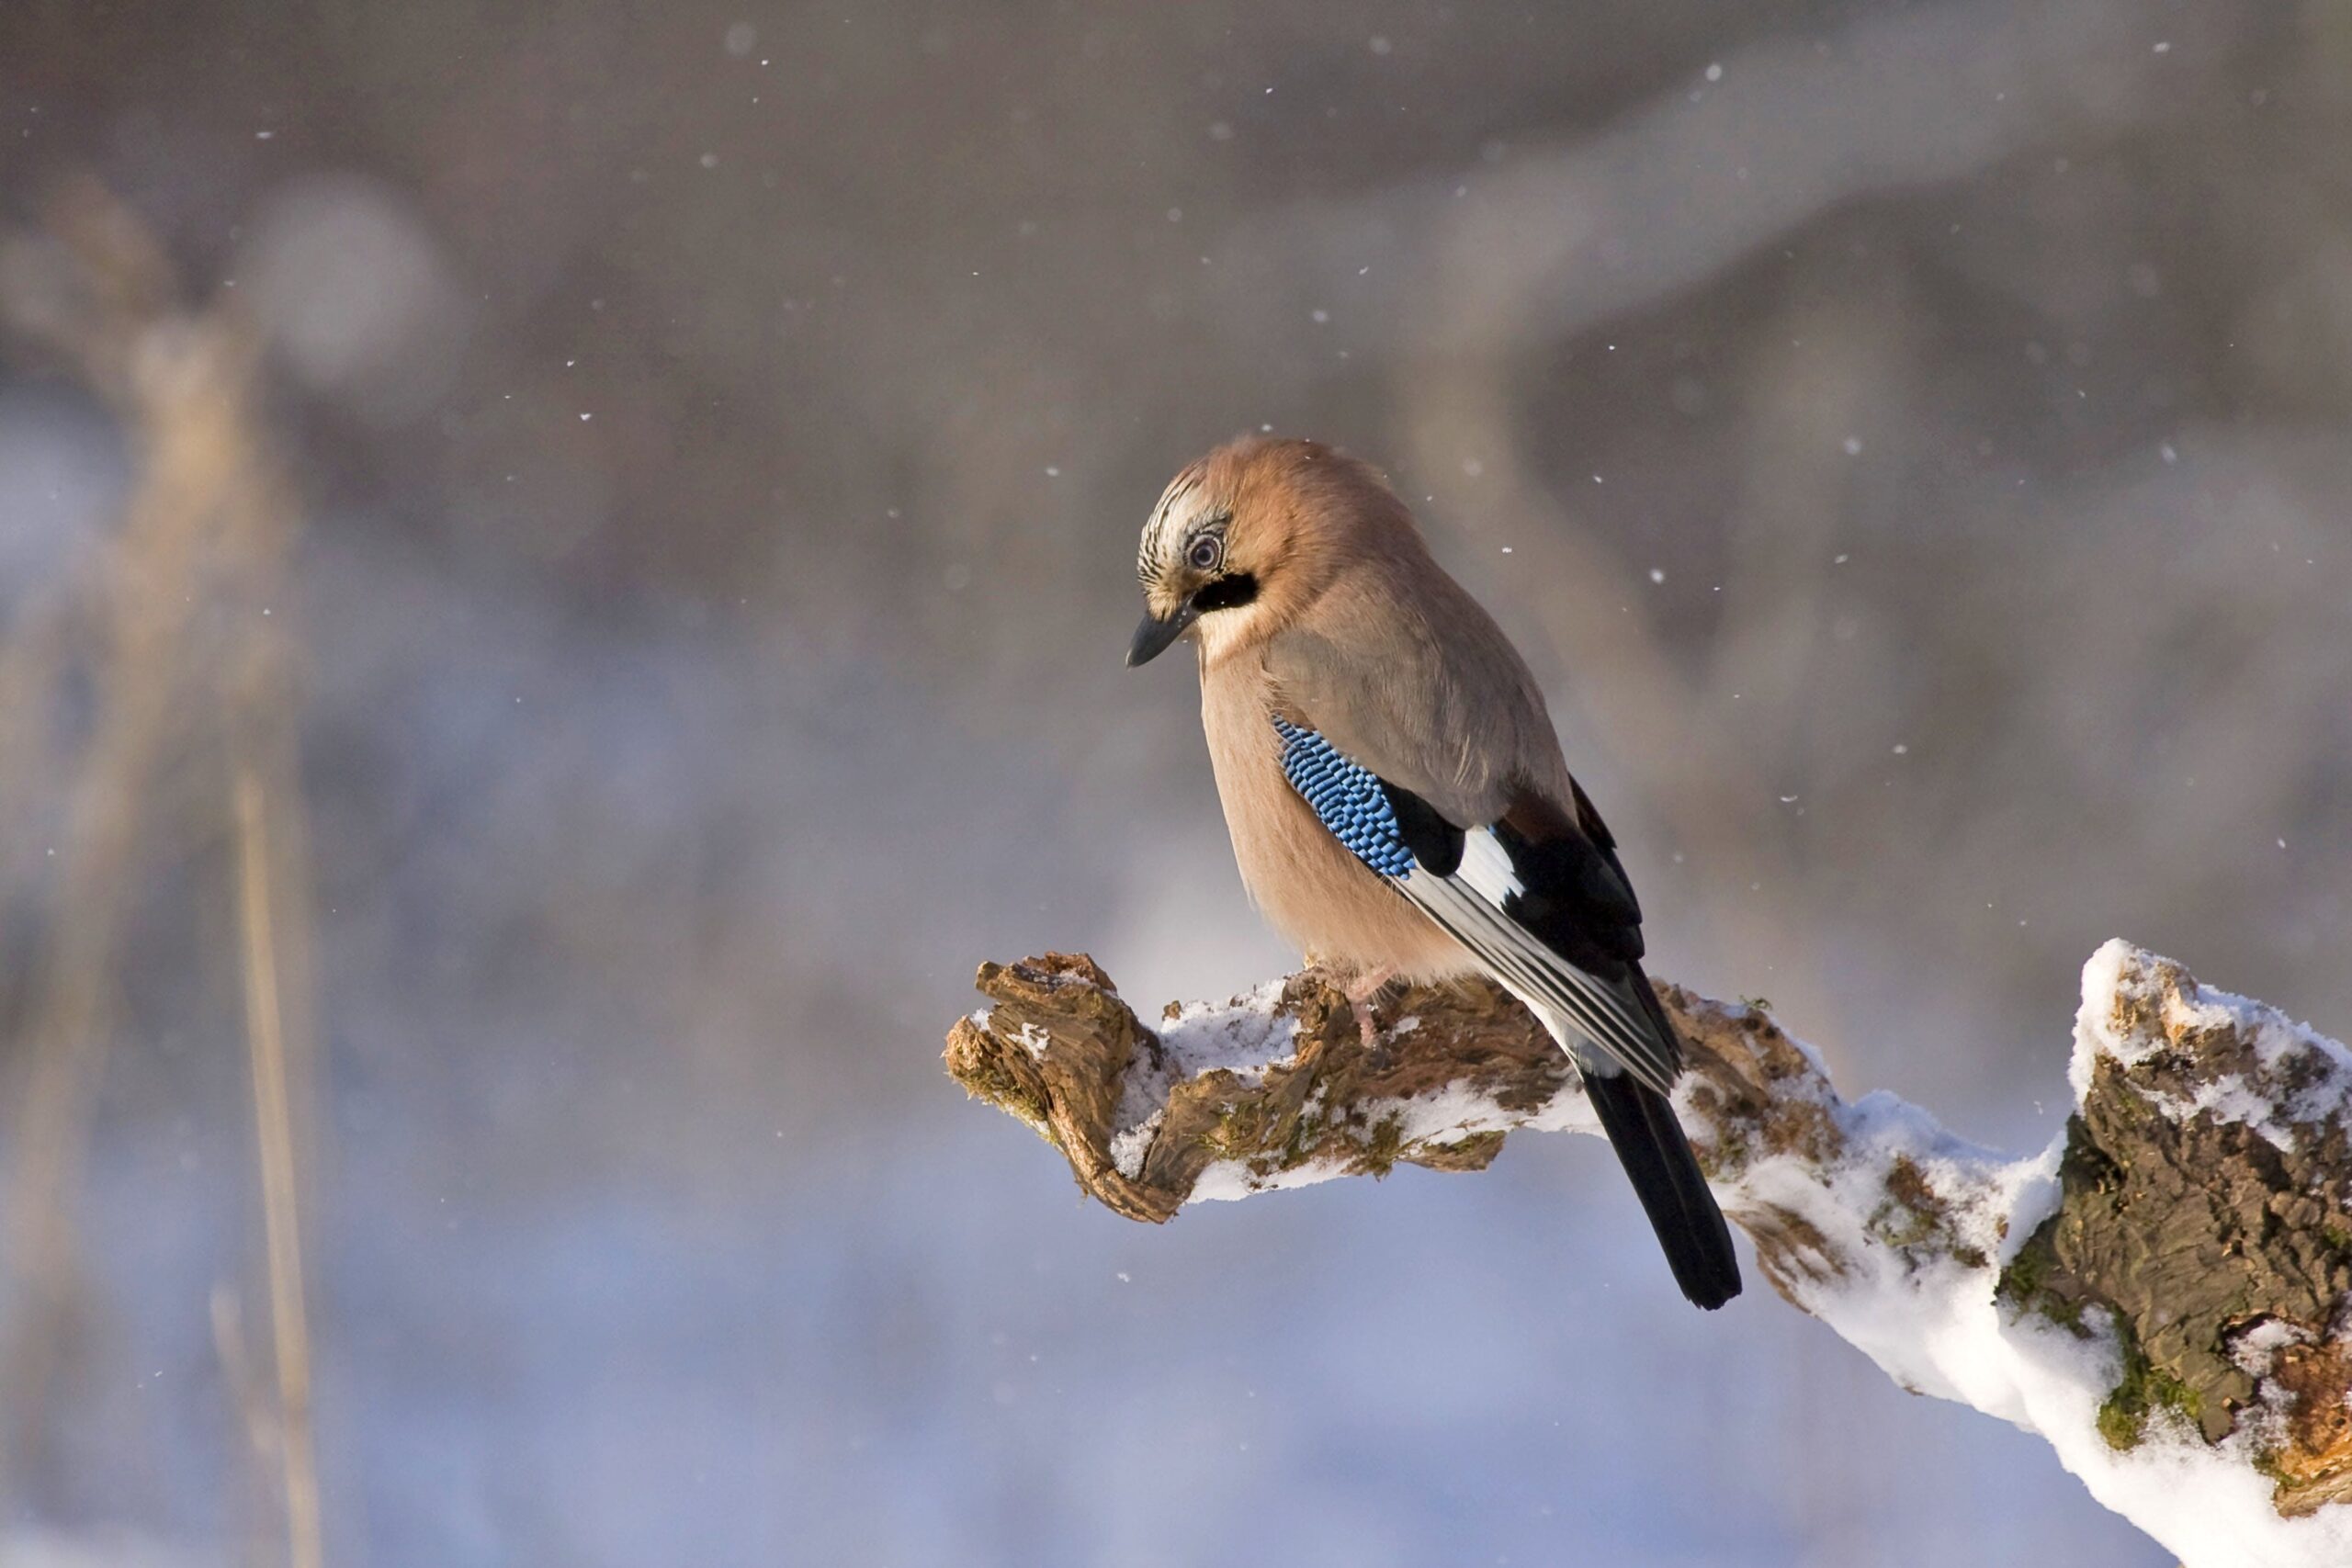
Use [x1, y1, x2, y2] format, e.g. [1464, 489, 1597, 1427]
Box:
[1127, 434, 1415, 668]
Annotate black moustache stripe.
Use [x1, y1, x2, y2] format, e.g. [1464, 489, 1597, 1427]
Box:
[1191, 572, 1260, 613]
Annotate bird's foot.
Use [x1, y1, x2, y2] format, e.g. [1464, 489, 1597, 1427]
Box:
[1340, 965, 1396, 1071]
[1300, 957, 1397, 1068]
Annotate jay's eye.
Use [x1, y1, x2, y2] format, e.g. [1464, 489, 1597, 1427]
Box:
[1186, 535, 1223, 572]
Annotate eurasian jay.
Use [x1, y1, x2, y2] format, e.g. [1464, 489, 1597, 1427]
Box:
[1126, 434, 1741, 1310]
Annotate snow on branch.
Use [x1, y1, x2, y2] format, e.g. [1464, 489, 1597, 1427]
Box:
[944, 942, 2352, 1568]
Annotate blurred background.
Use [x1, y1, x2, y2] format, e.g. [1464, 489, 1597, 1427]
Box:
[1, 1, 2346, 1563]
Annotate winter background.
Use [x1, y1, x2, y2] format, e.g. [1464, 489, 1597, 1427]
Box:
[3, 2, 2349, 1564]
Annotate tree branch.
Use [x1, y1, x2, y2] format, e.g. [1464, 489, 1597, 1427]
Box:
[944, 942, 2351, 1567]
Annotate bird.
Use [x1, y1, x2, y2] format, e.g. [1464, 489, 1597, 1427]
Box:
[1125, 434, 1740, 1310]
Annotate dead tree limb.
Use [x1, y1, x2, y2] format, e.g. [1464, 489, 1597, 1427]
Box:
[945, 942, 2351, 1568]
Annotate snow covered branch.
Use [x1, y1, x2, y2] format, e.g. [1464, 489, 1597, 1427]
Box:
[944, 942, 2352, 1568]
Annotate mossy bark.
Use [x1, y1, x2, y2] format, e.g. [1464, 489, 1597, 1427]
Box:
[1996, 955, 2352, 1514]
[945, 947, 2351, 1522]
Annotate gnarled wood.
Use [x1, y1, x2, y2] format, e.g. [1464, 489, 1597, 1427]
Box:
[945, 944, 2351, 1553]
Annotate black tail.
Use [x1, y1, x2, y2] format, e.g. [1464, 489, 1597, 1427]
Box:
[1581, 1065, 1742, 1310]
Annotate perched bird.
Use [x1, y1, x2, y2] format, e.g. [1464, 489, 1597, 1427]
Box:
[1126, 434, 1741, 1310]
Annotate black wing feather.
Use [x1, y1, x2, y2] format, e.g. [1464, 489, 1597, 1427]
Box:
[1494, 779, 1741, 1309]
[1378, 780, 1464, 875]
[1489, 785, 1645, 979]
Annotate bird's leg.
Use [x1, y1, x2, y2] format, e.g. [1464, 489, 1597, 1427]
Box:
[1301, 955, 1396, 1063]
[1340, 965, 1396, 1065]
[1343, 964, 1395, 1031]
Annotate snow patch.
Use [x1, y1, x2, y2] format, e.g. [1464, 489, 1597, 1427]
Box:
[1108, 1109, 1164, 1180]
[2073, 937, 2352, 1155]
[1188, 1156, 1351, 1205]
[1154, 981, 1300, 1085]
[1106, 982, 1304, 1183]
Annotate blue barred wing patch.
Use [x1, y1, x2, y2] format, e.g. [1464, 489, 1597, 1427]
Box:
[1271, 718, 1416, 878]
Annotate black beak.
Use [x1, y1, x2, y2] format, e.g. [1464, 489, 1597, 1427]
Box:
[1125, 603, 1198, 667]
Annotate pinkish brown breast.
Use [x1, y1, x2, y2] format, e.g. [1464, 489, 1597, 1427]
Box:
[1197, 651, 1469, 983]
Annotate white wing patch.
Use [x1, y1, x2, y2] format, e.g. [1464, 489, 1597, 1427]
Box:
[1453, 826, 1524, 904]
[1391, 831, 1679, 1095]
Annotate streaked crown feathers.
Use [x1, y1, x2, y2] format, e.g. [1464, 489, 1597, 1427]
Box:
[1136, 462, 1224, 592]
